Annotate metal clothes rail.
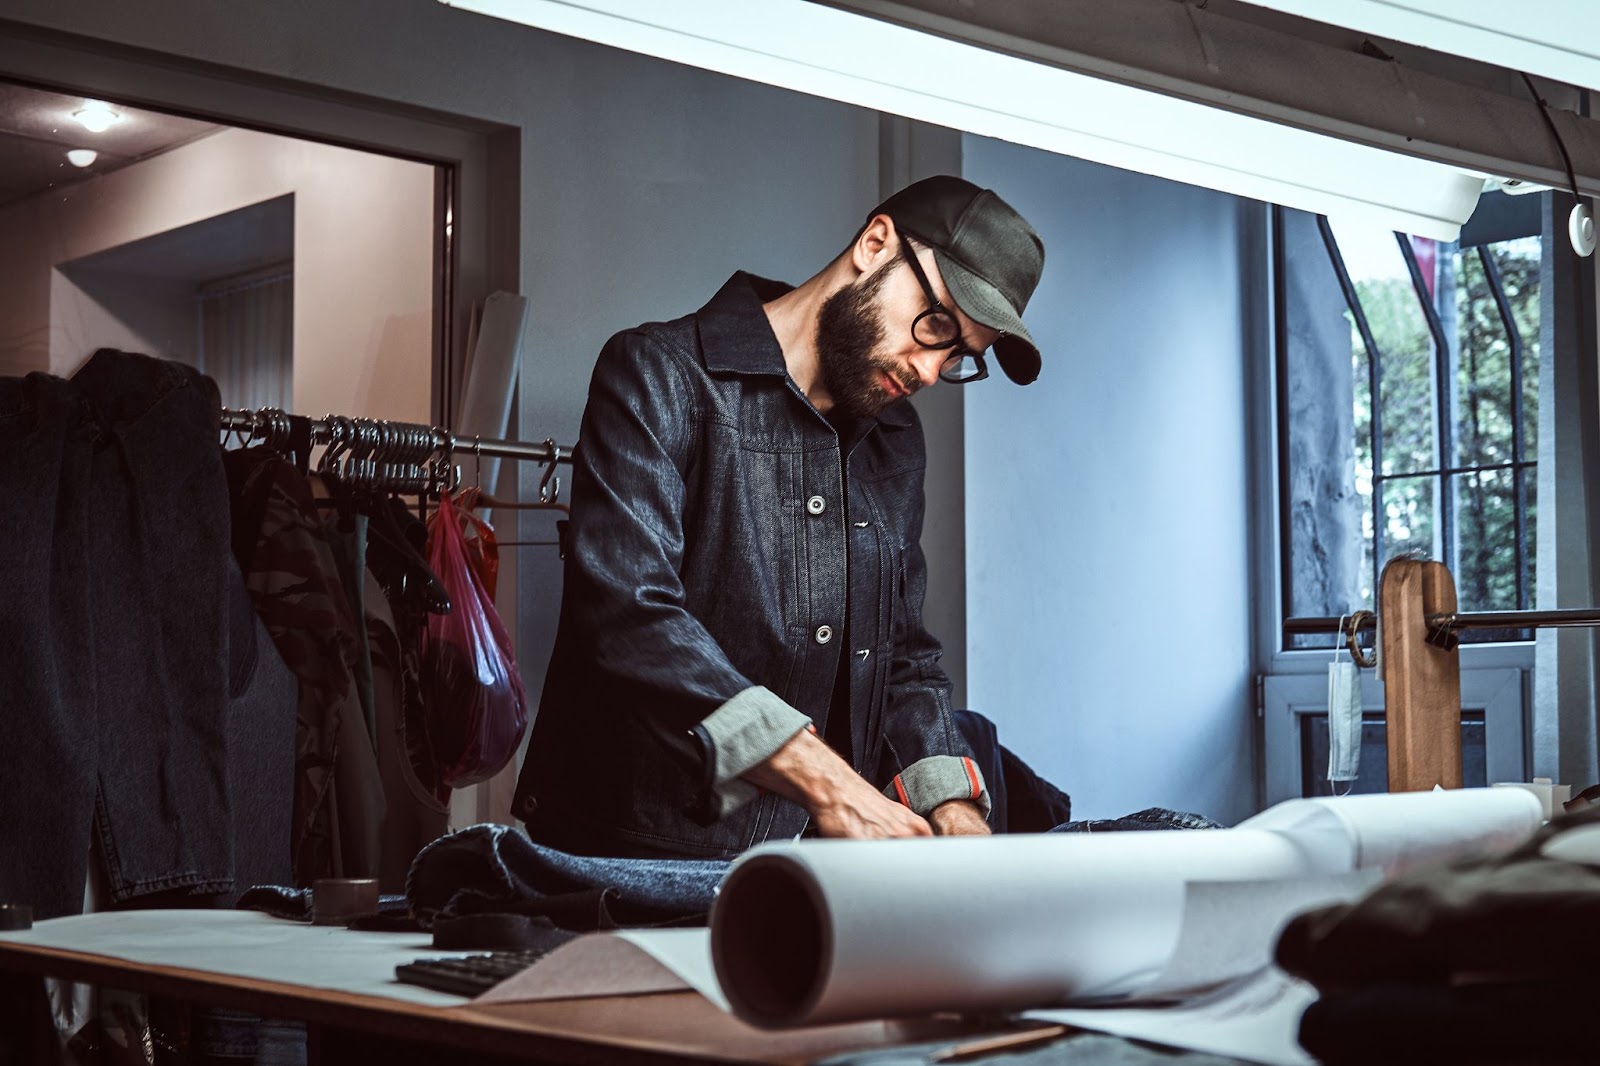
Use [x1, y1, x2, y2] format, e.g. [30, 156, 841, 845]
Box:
[219, 406, 574, 466]
[1287, 608, 1600, 659]
[1285, 609, 1600, 636]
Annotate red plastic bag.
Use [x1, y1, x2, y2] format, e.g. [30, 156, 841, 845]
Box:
[421, 490, 528, 788]
[447, 487, 501, 597]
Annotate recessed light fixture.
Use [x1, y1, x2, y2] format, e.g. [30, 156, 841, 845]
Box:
[72, 100, 121, 134]
[66, 148, 98, 168]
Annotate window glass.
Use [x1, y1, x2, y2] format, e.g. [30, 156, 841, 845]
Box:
[1281, 208, 1544, 649]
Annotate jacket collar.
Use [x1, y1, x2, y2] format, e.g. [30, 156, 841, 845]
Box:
[695, 271, 914, 428]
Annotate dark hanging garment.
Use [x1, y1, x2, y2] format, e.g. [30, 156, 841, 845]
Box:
[368, 496, 453, 808]
[367, 567, 449, 893]
[220, 559, 297, 902]
[0, 372, 99, 920]
[0, 351, 249, 916]
[72, 351, 237, 904]
[225, 448, 373, 884]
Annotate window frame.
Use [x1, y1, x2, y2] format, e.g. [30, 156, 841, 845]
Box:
[1261, 666, 1526, 806]
[0, 22, 519, 430]
[1316, 217, 1539, 626]
[1253, 203, 1538, 804]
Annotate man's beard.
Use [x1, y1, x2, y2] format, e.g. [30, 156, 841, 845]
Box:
[815, 256, 919, 419]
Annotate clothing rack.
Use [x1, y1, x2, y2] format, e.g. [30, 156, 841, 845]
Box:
[1287, 561, 1600, 792]
[1285, 608, 1600, 651]
[220, 406, 573, 471]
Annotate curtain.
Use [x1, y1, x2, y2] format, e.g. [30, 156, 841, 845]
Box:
[197, 265, 292, 411]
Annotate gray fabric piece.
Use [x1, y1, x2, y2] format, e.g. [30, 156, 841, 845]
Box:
[884, 754, 991, 819]
[697, 685, 812, 818]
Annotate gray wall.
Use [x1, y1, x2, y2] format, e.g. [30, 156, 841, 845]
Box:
[0, 1, 881, 725]
[4, 1, 1265, 822]
[961, 137, 1259, 826]
[505, 59, 885, 714]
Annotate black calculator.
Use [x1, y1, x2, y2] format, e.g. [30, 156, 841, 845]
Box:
[395, 949, 552, 997]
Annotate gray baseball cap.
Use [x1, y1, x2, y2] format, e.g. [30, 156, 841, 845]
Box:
[870, 175, 1046, 385]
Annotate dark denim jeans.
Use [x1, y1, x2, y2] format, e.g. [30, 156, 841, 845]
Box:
[407, 824, 729, 930]
[0, 351, 264, 918]
[0, 371, 98, 919]
[952, 709, 1074, 833]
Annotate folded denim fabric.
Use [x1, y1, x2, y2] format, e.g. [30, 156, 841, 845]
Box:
[236, 885, 412, 926]
[1051, 807, 1223, 833]
[405, 824, 729, 931]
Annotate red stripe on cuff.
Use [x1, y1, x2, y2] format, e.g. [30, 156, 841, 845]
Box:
[962, 757, 982, 800]
[893, 775, 910, 807]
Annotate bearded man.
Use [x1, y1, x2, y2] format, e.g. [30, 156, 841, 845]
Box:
[512, 176, 1048, 859]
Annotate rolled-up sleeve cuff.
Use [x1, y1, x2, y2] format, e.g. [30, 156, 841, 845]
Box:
[691, 685, 812, 821]
[884, 755, 991, 820]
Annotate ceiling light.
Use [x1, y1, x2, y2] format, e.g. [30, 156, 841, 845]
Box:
[438, 0, 1485, 239]
[65, 149, 98, 168]
[73, 101, 121, 134]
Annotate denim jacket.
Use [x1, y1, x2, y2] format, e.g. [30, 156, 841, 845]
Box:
[513, 273, 985, 859]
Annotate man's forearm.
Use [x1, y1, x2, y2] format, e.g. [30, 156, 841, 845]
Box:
[744, 730, 933, 839]
[739, 727, 846, 808]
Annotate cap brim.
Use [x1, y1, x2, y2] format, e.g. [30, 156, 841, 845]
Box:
[932, 250, 1040, 385]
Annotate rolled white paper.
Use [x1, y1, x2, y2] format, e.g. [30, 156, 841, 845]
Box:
[709, 787, 1543, 1028]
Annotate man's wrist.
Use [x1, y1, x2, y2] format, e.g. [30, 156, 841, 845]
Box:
[929, 798, 991, 835]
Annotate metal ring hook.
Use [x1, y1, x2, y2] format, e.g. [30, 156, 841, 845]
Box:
[538, 438, 561, 504]
[1345, 610, 1378, 669]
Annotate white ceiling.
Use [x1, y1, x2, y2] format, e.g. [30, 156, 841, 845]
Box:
[0, 80, 220, 208]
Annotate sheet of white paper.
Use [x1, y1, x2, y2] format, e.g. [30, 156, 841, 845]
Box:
[1036, 967, 1318, 1066]
[473, 929, 727, 1010]
[0, 910, 470, 1007]
[1138, 871, 1379, 998]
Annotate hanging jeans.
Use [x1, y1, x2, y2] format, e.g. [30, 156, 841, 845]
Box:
[0, 351, 244, 918]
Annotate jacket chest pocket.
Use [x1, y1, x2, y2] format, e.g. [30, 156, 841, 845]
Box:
[738, 442, 849, 636]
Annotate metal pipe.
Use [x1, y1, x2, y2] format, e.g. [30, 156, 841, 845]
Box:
[1284, 608, 1600, 636]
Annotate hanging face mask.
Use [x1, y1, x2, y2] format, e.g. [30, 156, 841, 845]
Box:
[1328, 615, 1362, 790]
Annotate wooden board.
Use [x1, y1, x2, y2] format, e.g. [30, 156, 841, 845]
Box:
[1378, 558, 1462, 792]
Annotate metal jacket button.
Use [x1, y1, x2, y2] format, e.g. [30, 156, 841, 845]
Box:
[814, 625, 834, 644]
[806, 495, 826, 515]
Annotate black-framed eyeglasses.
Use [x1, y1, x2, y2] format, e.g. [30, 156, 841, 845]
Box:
[899, 232, 990, 385]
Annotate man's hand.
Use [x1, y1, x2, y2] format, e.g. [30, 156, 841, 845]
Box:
[929, 799, 991, 836]
[743, 729, 932, 840]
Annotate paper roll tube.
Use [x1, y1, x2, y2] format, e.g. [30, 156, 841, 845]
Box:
[712, 829, 1319, 1028]
[710, 788, 1544, 1028]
